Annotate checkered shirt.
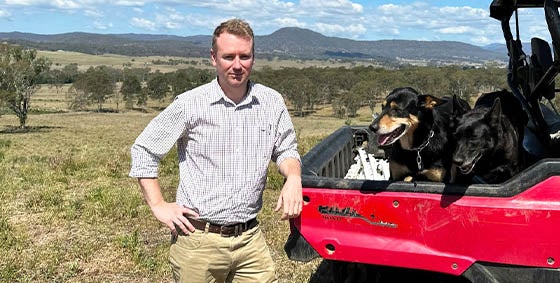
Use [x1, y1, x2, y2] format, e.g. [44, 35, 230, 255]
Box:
[129, 79, 301, 225]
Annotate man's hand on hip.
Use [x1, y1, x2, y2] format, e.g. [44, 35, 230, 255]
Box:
[137, 178, 199, 235]
[151, 202, 200, 235]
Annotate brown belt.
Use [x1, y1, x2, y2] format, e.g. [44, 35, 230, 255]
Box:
[181, 217, 258, 237]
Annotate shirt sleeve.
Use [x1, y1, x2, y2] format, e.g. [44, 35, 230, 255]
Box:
[272, 104, 301, 167]
[129, 98, 187, 178]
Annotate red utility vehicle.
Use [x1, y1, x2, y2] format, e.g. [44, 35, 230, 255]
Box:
[284, 1, 560, 282]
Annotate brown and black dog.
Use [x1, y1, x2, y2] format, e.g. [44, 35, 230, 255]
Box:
[451, 90, 528, 184]
[369, 87, 470, 182]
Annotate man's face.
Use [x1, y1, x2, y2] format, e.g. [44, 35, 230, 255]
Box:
[211, 32, 254, 91]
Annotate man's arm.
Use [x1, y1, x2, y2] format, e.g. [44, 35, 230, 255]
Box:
[274, 157, 303, 220]
[138, 178, 199, 234]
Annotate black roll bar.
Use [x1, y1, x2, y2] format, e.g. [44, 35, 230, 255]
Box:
[490, 0, 560, 148]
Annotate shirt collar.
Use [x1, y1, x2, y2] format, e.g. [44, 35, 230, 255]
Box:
[210, 78, 258, 107]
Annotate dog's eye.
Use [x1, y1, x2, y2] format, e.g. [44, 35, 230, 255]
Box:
[390, 108, 405, 116]
[469, 140, 480, 147]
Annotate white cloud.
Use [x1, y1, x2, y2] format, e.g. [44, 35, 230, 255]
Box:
[369, 3, 505, 44]
[52, 0, 81, 9]
[5, 0, 35, 5]
[472, 36, 492, 45]
[0, 9, 12, 18]
[314, 22, 366, 36]
[190, 0, 295, 11]
[93, 20, 112, 30]
[274, 17, 307, 29]
[528, 24, 551, 42]
[130, 17, 156, 30]
[372, 23, 400, 37]
[439, 6, 486, 19]
[4, 0, 143, 9]
[84, 9, 103, 18]
[5, 0, 80, 9]
[377, 3, 400, 13]
[300, 0, 363, 14]
[155, 11, 184, 30]
[114, 1, 144, 6]
[438, 26, 472, 34]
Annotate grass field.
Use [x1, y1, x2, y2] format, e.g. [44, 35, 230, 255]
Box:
[0, 85, 374, 282]
[38, 50, 381, 73]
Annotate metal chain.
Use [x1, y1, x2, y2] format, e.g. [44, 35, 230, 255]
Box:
[414, 130, 434, 171]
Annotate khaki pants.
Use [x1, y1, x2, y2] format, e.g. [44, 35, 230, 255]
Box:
[169, 225, 278, 283]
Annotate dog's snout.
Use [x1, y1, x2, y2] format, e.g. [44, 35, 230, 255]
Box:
[369, 112, 380, 133]
[453, 156, 462, 164]
[369, 114, 380, 133]
[369, 122, 379, 133]
[452, 153, 464, 165]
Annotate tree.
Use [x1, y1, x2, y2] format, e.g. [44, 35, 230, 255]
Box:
[0, 43, 51, 128]
[47, 69, 66, 93]
[351, 80, 383, 114]
[279, 75, 317, 117]
[61, 63, 79, 83]
[121, 72, 142, 109]
[303, 67, 334, 107]
[146, 71, 169, 103]
[446, 71, 475, 102]
[136, 88, 149, 110]
[169, 69, 193, 96]
[68, 66, 114, 111]
[332, 90, 362, 119]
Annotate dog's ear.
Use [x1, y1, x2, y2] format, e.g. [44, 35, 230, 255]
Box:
[486, 97, 503, 126]
[417, 95, 444, 109]
[452, 95, 471, 114]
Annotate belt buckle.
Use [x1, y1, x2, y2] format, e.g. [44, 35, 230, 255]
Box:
[219, 225, 228, 237]
[220, 225, 238, 237]
[222, 224, 243, 237]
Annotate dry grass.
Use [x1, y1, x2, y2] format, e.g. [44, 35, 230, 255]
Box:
[38, 50, 381, 73]
[40, 50, 214, 73]
[0, 86, 372, 282]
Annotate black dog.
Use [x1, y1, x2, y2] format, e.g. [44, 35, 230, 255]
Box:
[451, 90, 528, 184]
[370, 87, 470, 182]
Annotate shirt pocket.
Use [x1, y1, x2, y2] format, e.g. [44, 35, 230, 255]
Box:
[241, 123, 275, 186]
[251, 123, 274, 160]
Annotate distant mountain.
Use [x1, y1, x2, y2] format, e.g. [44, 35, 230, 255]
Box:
[482, 43, 507, 53]
[256, 28, 508, 65]
[0, 31, 209, 57]
[0, 27, 508, 66]
[482, 41, 554, 59]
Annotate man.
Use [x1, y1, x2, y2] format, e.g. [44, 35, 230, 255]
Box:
[129, 18, 302, 283]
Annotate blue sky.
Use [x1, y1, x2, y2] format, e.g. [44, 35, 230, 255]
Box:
[0, 0, 550, 46]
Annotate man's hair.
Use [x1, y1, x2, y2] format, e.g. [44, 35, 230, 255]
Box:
[212, 18, 254, 52]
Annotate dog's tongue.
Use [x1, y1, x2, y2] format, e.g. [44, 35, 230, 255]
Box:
[378, 134, 392, 146]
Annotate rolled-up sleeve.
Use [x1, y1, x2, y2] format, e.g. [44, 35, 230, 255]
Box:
[273, 106, 301, 167]
[129, 98, 187, 178]
[129, 144, 162, 178]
